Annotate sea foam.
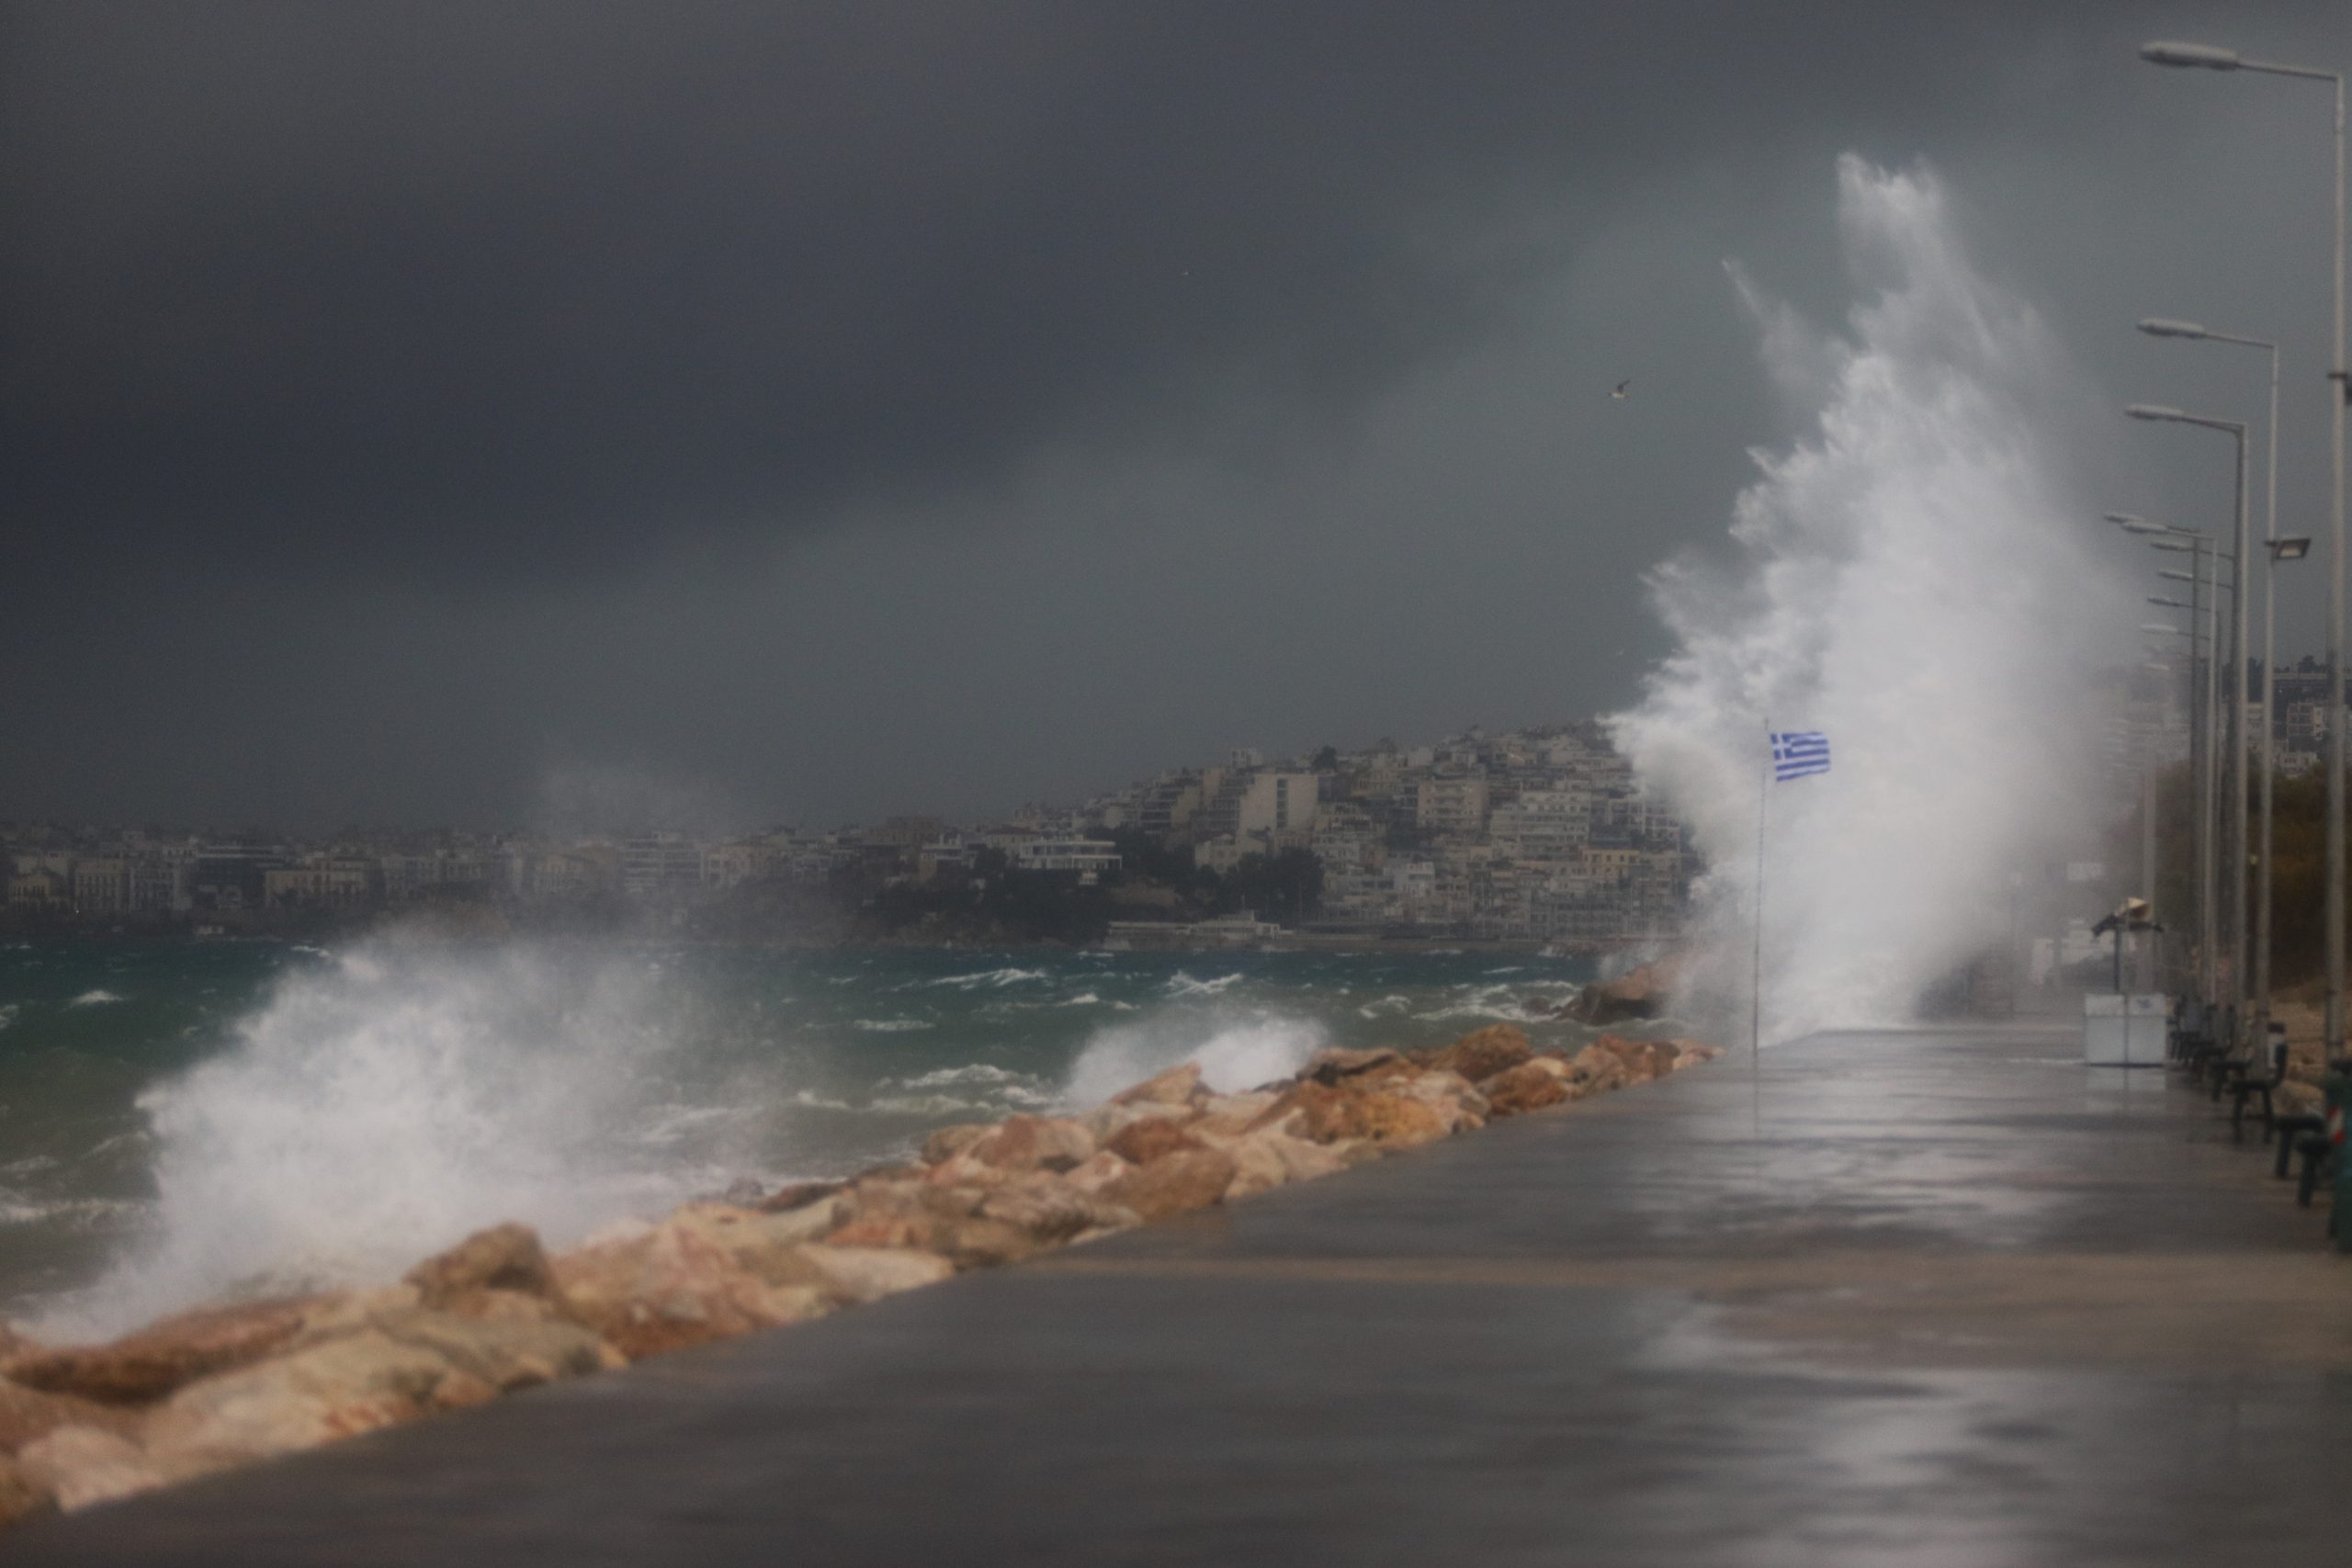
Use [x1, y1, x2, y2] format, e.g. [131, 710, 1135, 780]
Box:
[1612, 156, 2123, 1040]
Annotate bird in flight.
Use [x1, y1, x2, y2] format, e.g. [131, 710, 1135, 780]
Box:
[1611, 379, 1633, 400]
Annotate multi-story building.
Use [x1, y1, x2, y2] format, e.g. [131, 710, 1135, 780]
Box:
[71, 857, 130, 916]
[1414, 771, 1489, 838]
[620, 834, 704, 899]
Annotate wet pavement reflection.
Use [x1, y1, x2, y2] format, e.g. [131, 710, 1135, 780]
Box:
[10, 1022, 2352, 1565]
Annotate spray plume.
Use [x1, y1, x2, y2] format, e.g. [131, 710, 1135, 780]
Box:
[1612, 155, 2126, 1040]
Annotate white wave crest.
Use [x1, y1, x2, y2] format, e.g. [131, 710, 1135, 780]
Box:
[1612, 156, 2120, 1041]
[920, 966, 1050, 990]
[67, 990, 125, 1008]
[1062, 1010, 1325, 1106]
[44, 942, 723, 1338]
[1163, 971, 1245, 998]
[851, 1017, 935, 1032]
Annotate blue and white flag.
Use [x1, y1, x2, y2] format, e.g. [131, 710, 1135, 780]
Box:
[1770, 730, 1830, 783]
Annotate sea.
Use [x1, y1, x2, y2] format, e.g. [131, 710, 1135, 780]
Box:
[0, 937, 1650, 1339]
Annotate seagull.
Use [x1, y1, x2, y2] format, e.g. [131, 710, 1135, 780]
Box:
[1611, 379, 1633, 400]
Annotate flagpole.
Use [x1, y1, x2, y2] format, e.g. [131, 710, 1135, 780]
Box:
[1753, 725, 1769, 1077]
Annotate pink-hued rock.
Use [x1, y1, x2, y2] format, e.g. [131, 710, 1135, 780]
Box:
[1101, 1148, 1240, 1222]
[13, 1426, 164, 1513]
[1386, 1070, 1489, 1134]
[1421, 1025, 1533, 1083]
[1076, 1100, 1192, 1144]
[977, 1174, 1138, 1244]
[1303, 1047, 1409, 1086]
[668, 1201, 850, 1280]
[0, 1379, 136, 1455]
[7, 1297, 321, 1407]
[757, 1179, 845, 1213]
[921, 1124, 993, 1165]
[551, 1221, 828, 1360]
[1222, 1128, 1352, 1198]
[1111, 1062, 1207, 1108]
[404, 1223, 559, 1312]
[794, 1246, 955, 1304]
[1189, 1091, 1282, 1140]
[966, 1115, 1095, 1174]
[1248, 1081, 1449, 1150]
[1061, 1149, 1138, 1197]
[0, 1452, 53, 1526]
[1103, 1117, 1207, 1167]
[1480, 1060, 1574, 1116]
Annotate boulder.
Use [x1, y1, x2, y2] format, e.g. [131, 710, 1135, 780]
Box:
[1188, 1091, 1282, 1141]
[824, 1182, 949, 1250]
[759, 1179, 845, 1213]
[0, 1380, 135, 1454]
[966, 1115, 1095, 1174]
[137, 1328, 458, 1473]
[653, 1201, 848, 1285]
[1568, 1042, 1634, 1092]
[1562, 959, 1677, 1024]
[1061, 1150, 1138, 1198]
[1590, 1033, 1679, 1082]
[1104, 1117, 1207, 1167]
[1667, 1039, 1723, 1070]
[1248, 1081, 1449, 1150]
[1481, 1060, 1573, 1117]
[363, 1309, 618, 1394]
[8, 1296, 319, 1406]
[1111, 1062, 1207, 1108]
[1421, 1024, 1532, 1083]
[403, 1223, 558, 1311]
[551, 1220, 828, 1360]
[925, 1214, 1043, 1269]
[977, 1173, 1134, 1245]
[921, 1124, 993, 1165]
[1077, 1100, 1190, 1144]
[1223, 1127, 1351, 1198]
[130, 1311, 609, 1481]
[1303, 1047, 1408, 1086]
[13, 1426, 162, 1513]
[795, 1246, 956, 1304]
[0, 1452, 53, 1528]
[1101, 1148, 1240, 1222]
[1385, 1070, 1488, 1134]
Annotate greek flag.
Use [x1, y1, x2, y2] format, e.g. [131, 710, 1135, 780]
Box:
[1770, 730, 1830, 782]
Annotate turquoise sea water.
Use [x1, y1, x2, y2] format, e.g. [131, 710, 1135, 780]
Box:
[0, 938, 1637, 1336]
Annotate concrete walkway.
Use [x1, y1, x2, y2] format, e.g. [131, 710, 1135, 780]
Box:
[11, 1024, 2352, 1565]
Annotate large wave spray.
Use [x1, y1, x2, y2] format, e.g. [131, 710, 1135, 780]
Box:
[51, 942, 761, 1337]
[1612, 157, 2124, 1039]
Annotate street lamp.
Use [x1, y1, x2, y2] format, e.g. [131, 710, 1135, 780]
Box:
[2129, 402, 2252, 1044]
[2140, 320, 2284, 1043]
[2143, 37, 2347, 1063]
[2137, 523, 2223, 1010]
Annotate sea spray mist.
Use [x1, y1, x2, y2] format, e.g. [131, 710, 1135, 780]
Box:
[1613, 156, 2131, 1042]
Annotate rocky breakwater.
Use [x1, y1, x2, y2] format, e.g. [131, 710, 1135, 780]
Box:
[0, 1025, 1719, 1531]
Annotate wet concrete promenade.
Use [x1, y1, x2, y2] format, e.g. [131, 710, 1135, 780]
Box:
[12, 1022, 2352, 1564]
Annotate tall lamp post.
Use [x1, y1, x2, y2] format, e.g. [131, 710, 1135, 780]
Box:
[2149, 534, 2228, 1012]
[2143, 38, 2346, 1060]
[2138, 321, 2280, 1039]
[2119, 510, 2228, 1010]
[2130, 403, 2251, 1047]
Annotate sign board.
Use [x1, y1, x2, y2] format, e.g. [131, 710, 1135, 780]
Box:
[2084, 992, 2166, 1066]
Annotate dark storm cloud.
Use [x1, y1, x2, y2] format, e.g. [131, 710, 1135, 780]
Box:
[7, 0, 2352, 829]
[4, 0, 2159, 583]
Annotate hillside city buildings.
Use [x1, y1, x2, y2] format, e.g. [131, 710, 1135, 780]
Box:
[2, 720, 1694, 948]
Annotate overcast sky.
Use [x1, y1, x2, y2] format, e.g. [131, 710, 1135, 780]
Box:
[4, 1, 2346, 832]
